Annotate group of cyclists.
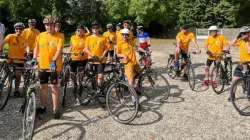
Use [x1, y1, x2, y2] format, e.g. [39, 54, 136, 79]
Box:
[0, 16, 152, 119]
[173, 24, 250, 102]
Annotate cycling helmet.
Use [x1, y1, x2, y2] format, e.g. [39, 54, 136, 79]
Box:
[180, 25, 189, 30]
[77, 23, 85, 29]
[55, 23, 61, 27]
[28, 19, 36, 23]
[14, 22, 25, 28]
[106, 23, 113, 29]
[116, 23, 122, 27]
[137, 25, 143, 30]
[43, 16, 56, 24]
[208, 25, 218, 31]
[91, 21, 101, 27]
[123, 20, 131, 24]
[121, 29, 130, 34]
[239, 26, 250, 33]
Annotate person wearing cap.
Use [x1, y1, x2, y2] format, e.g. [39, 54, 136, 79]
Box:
[116, 23, 122, 35]
[22, 19, 40, 59]
[103, 23, 116, 62]
[228, 26, 250, 101]
[84, 21, 108, 88]
[27, 16, 64, 119]
[116, 28, 148, 89]
[0, 22, 29, 97]
[203, 25, 230, 87]
[136, 25, 151, 62]
[116, 20, 134, 45]
[69, 24, 89, 85]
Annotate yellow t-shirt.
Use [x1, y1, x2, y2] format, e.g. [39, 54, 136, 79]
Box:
[116, 29, 134, 45]
[35, 32, 64, 71]
[176, 31, 195, 51]
[235, 40, 250, 62]
[116, 30, 121, 35]
[70, 34, 88, 61]
[103, 31, 116, 51]
[22, 28, 40, 50]
[85, 35, 107, 64]
[116, 40, 138, 66]
[205, 34, 228, 60]
[4, 34, 29, 63]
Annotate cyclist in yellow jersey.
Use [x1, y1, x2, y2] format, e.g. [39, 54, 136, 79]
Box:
[116, 23, 122, 35]
[0, 22, 29, 97]
[103, 23, 116, 62]
[174, 25, 200, 80]
[228, 26, 250, 101]
[27, 16, 64, 119]
[69, 24, 88, 84]
[116, 29, 149, 88]
[22, 19, 40, 59]
[55, 23, 65, 40]
[116, 20, 134, 45]
[203, 25, 230, 87]
[85, 21, 108, 88]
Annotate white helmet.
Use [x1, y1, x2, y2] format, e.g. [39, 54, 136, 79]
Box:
[121, 29, 130, 34]
[208, 25, 218, 31]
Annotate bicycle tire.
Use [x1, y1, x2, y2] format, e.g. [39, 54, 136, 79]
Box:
[210, 65, 225, 94]
[0, 74, 12, 110]
[139, 72, 170, 101]
[230, 77, 250, 116]
[188, 63, 196, 90]
[75, 72, 93, 105]
[166, 57, 176, 79]
[61, 69, 69, 107]
[23, 91, 36, 140]
[106, 81, 139, 124]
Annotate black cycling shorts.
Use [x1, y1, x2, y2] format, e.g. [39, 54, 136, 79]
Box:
[14, 63, 24, 70]
[139, 46, 149, 56]
[39, 71, 58, 85]
[233, 64, 244, 77]
[70, 60, 88, 72]
[106, 50, 114, 57]
[205, 59, 216, 67]
[88, 64, 105, 74]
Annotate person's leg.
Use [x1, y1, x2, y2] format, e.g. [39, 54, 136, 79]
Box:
[125, 65, 135, 87]
[110, 50, 114, 62]
[50, 71, 60, 119]
[174, 47, 180, 70]
[13, 63, 24, 97]
[228, 65, 243, 101]
[97, 64, 105, 86]
[38, 71, 49, 113]
[203, 59, 213, 86]
[70, 61, 77, 84]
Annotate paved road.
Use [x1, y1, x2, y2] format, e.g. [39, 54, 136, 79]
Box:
[1, 39, 250, 140]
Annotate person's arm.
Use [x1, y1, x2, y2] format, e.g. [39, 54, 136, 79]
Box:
[52, 46, 62, 61]
[176, 38, 181, 52]
[224, 43, 230, 52]
[191, 38, 200, 54]
[229, 38, 237, 46]
[33, 45, 39, 59]
[85, 27, 90, 35]
[100, 46, 108, 60]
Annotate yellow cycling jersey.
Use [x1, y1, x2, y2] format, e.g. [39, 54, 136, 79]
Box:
[176, 31, 195, 51]
[70, 34, 88, 60]
[22, 28, 40, 50]
[85, 35, 107, 64]
[4, 34, 29, 63]
[235, 40, 250, 62]
[35, 32, 64, 71]
[205, 34, 228, 60]
[116, 40, 138, 66]
[103, 31, 116, 51]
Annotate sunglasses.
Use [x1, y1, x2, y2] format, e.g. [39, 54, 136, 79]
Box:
[210, 30, 218, 32]
[15, 28, 23, 31]
[77, 29, 84, 32]
[92, 27, 100, 29]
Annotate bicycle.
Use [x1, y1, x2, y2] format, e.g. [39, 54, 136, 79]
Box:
[20, 65, 38, 140]
[210, 50, 232, 94]
[229, 61, 250, 116]
[166, 44, 198, 90]
[0, 55, 26, 110]
[132, 52, 170, 101]
[76, 59, 139, 124]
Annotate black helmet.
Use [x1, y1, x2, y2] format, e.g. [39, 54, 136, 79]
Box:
[77, 24, 85, 29]
[180, 25, 189, 30]
[116, 23, 122, 27]
[123, 20, 131, 24]
[91, 21, 101, 27]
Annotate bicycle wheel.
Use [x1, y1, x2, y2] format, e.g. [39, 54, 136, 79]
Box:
[139, 72, 170, 101]
[106, 81, 138, 124]
[166, 57, 176, 79]
[23, 91, 36, 140]
[75, 72, 93, 105]
[230, 77, 250, 116]
[188, 63, 196, 90]
[61, 69, 69, 107]
[0, 74, 12, 110]
[210, 66, 225, 94]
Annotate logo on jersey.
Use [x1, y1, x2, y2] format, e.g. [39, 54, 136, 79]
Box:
[215, 41, 220, 45]
[40, 44, 45, 47]
[79, 41, 84, 45]
[49, 41, 55, 47]
[89, 44, 94, 49]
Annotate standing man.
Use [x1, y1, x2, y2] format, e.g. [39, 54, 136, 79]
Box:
[28, 16, 64, 119]
[136, 25, 151, 61]
[174, 25, 200, 80]
[116, 23, 122, 35]
[85, 21, 108, 88]
[116, 20, 134, 45]
[22, 19, 40, 59]
[103, 23, 116, 62]
[0, 22, 29, 97]
[203, 25, 230, 87]
[0, 21, 5, 46]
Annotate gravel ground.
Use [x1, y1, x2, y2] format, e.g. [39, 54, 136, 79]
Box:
[1, 39, 250, 140]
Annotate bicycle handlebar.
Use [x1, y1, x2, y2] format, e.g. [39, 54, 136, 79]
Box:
[0, 55, 27, 61]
